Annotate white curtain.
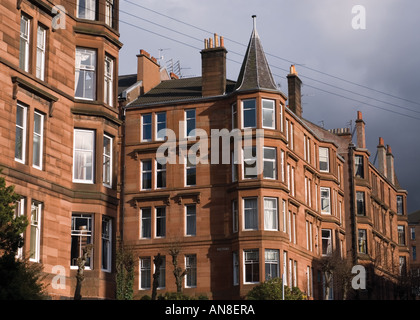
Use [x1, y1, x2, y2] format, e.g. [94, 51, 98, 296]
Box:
[264, 198, 277, 230]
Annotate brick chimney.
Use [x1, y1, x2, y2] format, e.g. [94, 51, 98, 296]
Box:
[355, 111, 366, 149]
[377, 137, 387, 178]
[137, 49, 161, 94]
[201, 33, 227, 97]
[287, 65, 302, 117]
[386, 144, 395, 184]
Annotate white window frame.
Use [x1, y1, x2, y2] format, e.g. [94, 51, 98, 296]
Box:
[243, 197, 258, 231]
[241, 99, 256, 129]
[243, 249, 259, 284]
[320, 187, 331, 214]
[155, 112, 167, 141]
[263, 147, 277, 179]
[71, 213, 93, 269]
[20, 15, 30, 72]
[155, 160, 166, 189]
[264, 249, 279, 280]
[155, 207, 166, 238]
[139, 257, 151, 289]
[185, 254, 197, 288]
[185, 204, 196, 236]
[73, 129, 95, 184]
[263, 197, 278, 231]
[103, 134, 113, 188]
[77, 0, 96, 20]
[15, 103, 27, 164]
[14, 198, 25, 259]
[262, 99, 275, 129]
[105, 0, 114, 27]
[101, 217, 112, 272]
[319, 147, 330, 172]
[242, 146, 257, 180]
[140, 207, 151, 239]
[32, 111, 44, 170]
[36, 25, 46, 80]
[290, 122, 294, 150]
[185, 109, 196, 138]
[185, 155, 196, 186]
[104, 55, 114, 107]
[29, 202, 42, 263]
[141, 159, 152, 190]
[141, 113, 152, 142]
[155, 255, 166, 289]
[322, 229, 332, 256]
[75, 48, 96, 100]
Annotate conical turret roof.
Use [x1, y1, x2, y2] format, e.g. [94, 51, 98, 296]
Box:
[235, 16, 278, 92]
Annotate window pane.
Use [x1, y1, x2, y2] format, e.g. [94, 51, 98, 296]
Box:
[15, 104, 26, 162]
[33, 112, 43, 169]
[142, 160, 152, 189]
[243, 99, 256, 128]
[141, 208, 151, 238]
[142, 114, 152, 141]
[71, 214, 93, 267]
[319, 147, 329, 172]
[264, 198, 278, 230]
[185, 109, 195, 136]
[73, 130, 94, 182]
[156, 161, 166, 188]
[262, 100, 275, 129]
[75, 48, 96, 100]
[103, 135, 112, 186]
[186, 205, 196, 236]
[156, 207, 166, 237]
[156, 112, 166, 140]
[244, 198, 258, 230]
[77, 0, 96, 20]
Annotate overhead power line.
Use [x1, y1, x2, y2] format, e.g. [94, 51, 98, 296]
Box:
[122, 0, 420, 107]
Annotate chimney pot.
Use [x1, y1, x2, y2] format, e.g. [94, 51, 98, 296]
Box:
[378, 137, 384, 146]
[220, 36, 224, 47]
[214, 33, 219, 47]
[357, 111, 363, 120]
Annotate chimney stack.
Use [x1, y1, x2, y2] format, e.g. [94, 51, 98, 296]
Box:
[137, 49, 161, 94]
[377, 137, 387, 178]
[386, 144, 395, 184]
[201, 33, 227, 97]
[355, 111, 366, 149]
[287, 65, 302, 117]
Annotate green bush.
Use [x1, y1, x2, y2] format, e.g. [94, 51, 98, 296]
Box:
[246, 277, 306, 300]
[158, 292, 194, 300]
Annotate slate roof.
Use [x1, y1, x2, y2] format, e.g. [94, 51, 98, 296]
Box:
[409, 210, 420, 224]
[234, 21, 278, 93]
[118, 73, 138, 96]
[126, 77, 236, 107]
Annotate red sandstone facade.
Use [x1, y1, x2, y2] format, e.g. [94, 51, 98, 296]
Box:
[0, 0, 121, 299]
[119, 22, 409, 299]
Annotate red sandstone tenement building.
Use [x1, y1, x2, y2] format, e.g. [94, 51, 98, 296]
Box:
[119, 19, 409, 299]
[0, 1, 409, 299]
[0, 0, 122, 299]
